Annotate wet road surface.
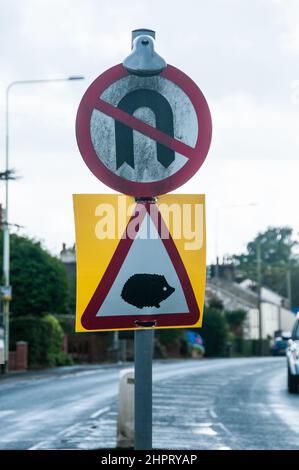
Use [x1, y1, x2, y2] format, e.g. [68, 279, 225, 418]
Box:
[0, 357, 298, 450]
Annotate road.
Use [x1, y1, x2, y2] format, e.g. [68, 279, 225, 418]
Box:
[0, 357, 298, 450]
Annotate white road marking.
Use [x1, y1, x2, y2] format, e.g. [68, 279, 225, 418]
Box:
[61, 423, 83, 438]
[29, 440, 51, 450]
[90, 406, 110, 419]
[216, 422, 232, 435]
[209, 408, 218, 419]
[28, 422, 82, 450]
[29, 406, 111, 449]
[0, 410, 16, 418]
[193, 426, 218, 436]
[59, 370, 98, 380]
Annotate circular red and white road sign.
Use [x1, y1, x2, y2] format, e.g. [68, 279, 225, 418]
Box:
[76, 64, 212, 196]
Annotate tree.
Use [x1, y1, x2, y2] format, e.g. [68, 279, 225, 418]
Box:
[67, 268, 76, 314]
[198, 305, 228, 357]
[233, 226, 298, 307]
[208, 298, 224, 311]
[224, 309, 247, 337]
[0, 232, 68, 316]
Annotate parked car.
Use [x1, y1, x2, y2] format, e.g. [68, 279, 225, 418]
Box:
[286, 316, 299, 393]
[271, 331, 291, 356]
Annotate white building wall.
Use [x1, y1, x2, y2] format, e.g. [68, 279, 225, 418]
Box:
[206, 279, 295, 340]
[245, 304, 295, 340]
[280, 307, 296, 332]
[261, 302, 279, 339]
[244, 308, 259, 340]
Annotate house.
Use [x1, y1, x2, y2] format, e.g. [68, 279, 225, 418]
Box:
[206, 276, 295, 340]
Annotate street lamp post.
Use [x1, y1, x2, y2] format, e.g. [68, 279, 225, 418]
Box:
[2, 76, 84, 373]
[256, 240, 262, 355]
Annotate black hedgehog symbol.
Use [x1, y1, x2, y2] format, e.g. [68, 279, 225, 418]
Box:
[121, 273, 175, 309]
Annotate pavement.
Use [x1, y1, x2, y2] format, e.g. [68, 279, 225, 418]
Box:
[0, 357, 298, 450]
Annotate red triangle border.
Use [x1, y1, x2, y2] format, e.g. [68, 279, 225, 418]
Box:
[81, 201, 200, 330]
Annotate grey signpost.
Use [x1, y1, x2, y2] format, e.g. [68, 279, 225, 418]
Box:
[134, 328, 154, 449]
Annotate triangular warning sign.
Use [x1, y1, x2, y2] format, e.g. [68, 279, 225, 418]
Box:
[81, 202, 200, 330]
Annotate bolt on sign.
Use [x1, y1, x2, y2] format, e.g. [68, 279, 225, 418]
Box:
[73, 194, 206, 332]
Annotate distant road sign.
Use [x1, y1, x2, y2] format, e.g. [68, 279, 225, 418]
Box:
[76, 64, 212, 196]
[73, 194, 206, 331]
[0, 286, 12, 301]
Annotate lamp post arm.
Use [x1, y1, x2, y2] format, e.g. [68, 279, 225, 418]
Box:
[2, 75, 84, 372]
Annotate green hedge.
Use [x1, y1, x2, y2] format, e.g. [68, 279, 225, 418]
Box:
[230, 338, 271, 357]
[157, 329, 184, 346]
[10, 314, 73, 367]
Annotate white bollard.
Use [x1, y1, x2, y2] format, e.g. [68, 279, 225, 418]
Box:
[117, 368, 134, 448]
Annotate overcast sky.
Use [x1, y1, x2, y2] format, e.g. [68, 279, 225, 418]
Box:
[0, 0, 298, 263]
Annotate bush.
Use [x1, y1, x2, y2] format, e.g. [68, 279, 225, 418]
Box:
[41, 314, 64, 366]
[55, 352, 74, 366]
[157, 329, 183, 347]
[10, 314, 72, 367]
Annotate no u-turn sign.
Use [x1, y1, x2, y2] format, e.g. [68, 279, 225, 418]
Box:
[76, 64, 212, 196]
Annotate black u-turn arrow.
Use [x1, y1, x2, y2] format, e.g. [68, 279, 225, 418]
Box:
[115, 89, 175, 169]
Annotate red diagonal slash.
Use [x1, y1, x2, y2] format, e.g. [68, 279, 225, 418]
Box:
[95, 99, 195, 159]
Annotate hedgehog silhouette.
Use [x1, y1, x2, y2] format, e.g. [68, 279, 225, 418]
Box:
[121, 273, 175, 309]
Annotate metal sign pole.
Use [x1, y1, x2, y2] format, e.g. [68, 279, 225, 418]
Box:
[134, 329, 154, 450]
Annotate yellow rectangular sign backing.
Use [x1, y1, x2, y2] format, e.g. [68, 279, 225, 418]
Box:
[73, 194, 206, 332]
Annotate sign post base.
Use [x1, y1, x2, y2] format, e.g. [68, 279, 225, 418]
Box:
[134, 329, 154, 450]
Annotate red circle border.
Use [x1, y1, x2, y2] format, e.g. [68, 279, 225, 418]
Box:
[76, 63, 212, 196]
